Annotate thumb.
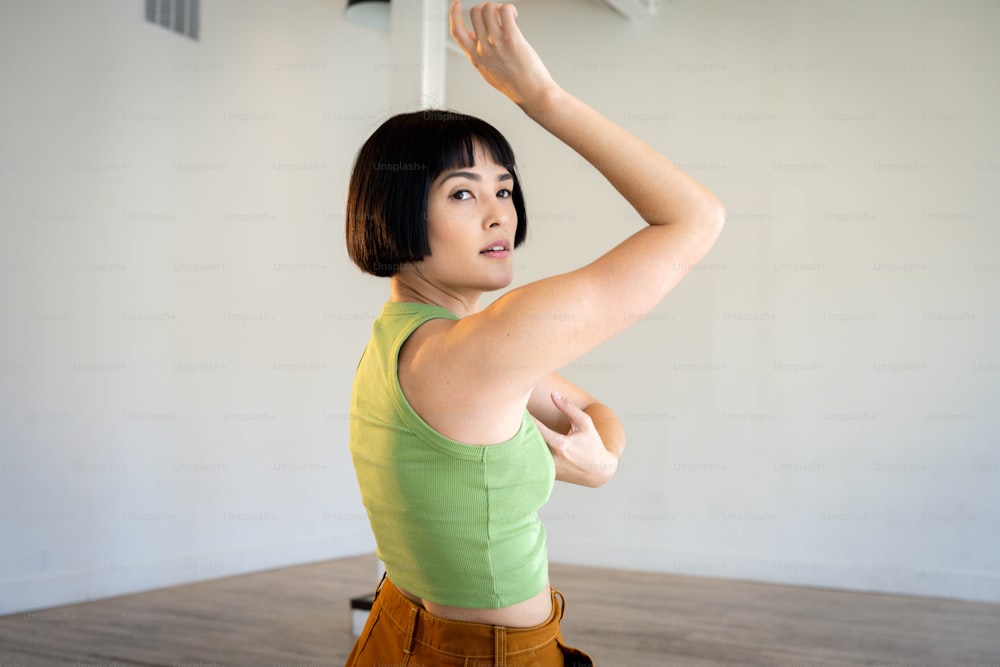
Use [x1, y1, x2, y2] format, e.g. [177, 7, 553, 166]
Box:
[551, 391, 590, 433]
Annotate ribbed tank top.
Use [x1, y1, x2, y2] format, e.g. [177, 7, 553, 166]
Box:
[349, 301, 555, 608]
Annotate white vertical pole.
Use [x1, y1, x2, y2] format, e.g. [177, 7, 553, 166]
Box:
[420, 0, 447, 108]
[390, 0, 447, 110]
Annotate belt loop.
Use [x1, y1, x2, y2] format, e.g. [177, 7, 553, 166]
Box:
[402, 605, 418, 655]
[494, 625, 506, 667]
[554, 589, 567, 622]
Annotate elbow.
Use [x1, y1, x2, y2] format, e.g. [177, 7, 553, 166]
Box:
[714, 202, 727, 228]
[700, 200, 726, 246]
[706, 198, 727, 229]
[681, 196, 725, 232]
[680, 201, 724, 249]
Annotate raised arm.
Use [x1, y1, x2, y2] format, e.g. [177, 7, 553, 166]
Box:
[444, 1, 725, 402]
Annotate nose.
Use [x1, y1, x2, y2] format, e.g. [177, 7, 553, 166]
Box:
[485, 197, 511, 229]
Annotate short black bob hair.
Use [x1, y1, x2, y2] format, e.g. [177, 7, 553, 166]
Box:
[346, 110, 528, 277]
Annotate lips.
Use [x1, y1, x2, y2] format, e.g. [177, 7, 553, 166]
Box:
[480, 239, 511, 253]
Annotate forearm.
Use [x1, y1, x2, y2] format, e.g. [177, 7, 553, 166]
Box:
[520, 85, 724, 228]
[584, 402, 626, 461]
[450, 0, 722, 229]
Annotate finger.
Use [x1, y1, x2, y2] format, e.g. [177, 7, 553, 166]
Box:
[449, 0, 476, 53]
[494, 4, 523, 43]
[499, 3, 518, 30]
[481, 3, 504, 41]
[469, 4, 489, 46]
[551, 392, 593, 432]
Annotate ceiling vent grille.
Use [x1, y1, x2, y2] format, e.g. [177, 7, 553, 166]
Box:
[145, 0, 200, 41]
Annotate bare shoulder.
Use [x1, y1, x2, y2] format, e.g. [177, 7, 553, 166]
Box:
[397, 318, 528, 446]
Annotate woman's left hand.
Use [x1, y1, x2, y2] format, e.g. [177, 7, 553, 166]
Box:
[533, 392, 619, 488]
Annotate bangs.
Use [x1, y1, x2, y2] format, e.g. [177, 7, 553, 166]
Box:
[425, 113, 518, 180]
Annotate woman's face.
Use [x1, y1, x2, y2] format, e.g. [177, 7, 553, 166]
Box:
[416, 144, 518, 297]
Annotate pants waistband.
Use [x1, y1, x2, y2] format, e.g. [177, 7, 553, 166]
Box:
[372, 574, 566, 659]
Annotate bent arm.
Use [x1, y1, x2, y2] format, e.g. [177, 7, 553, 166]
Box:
[528, 373, 625, 487]
[523, 86, 724, 230]
[528, 373, 625, 461]
[451, 1, 724, 231]
[448, 2, 725, 401]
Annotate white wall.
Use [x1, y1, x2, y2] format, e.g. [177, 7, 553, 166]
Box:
[0, 0, 391, 615]
[1, 0, 997, 616]
[446, 0, 1000, 602]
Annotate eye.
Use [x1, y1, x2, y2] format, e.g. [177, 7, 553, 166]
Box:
[451, 190, 473, 201]
[497, 188, 513, 199]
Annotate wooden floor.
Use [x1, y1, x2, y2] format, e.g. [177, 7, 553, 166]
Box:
[2, 554, 999, 666]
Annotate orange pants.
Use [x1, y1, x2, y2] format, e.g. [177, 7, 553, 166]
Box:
[345, 574, 593, 666]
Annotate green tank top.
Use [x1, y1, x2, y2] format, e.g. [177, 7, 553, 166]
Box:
[349, 301, 555, 608]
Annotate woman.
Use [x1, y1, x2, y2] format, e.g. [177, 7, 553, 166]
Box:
[344, 1, 725, 664]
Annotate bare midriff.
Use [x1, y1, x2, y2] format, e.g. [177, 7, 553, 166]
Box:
[394, 580, 553, 628]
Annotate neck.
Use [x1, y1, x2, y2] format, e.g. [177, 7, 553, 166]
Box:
[389, 271, 482, 318]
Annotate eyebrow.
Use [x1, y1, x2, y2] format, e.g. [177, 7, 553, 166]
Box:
[438, 170, 513, 185]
